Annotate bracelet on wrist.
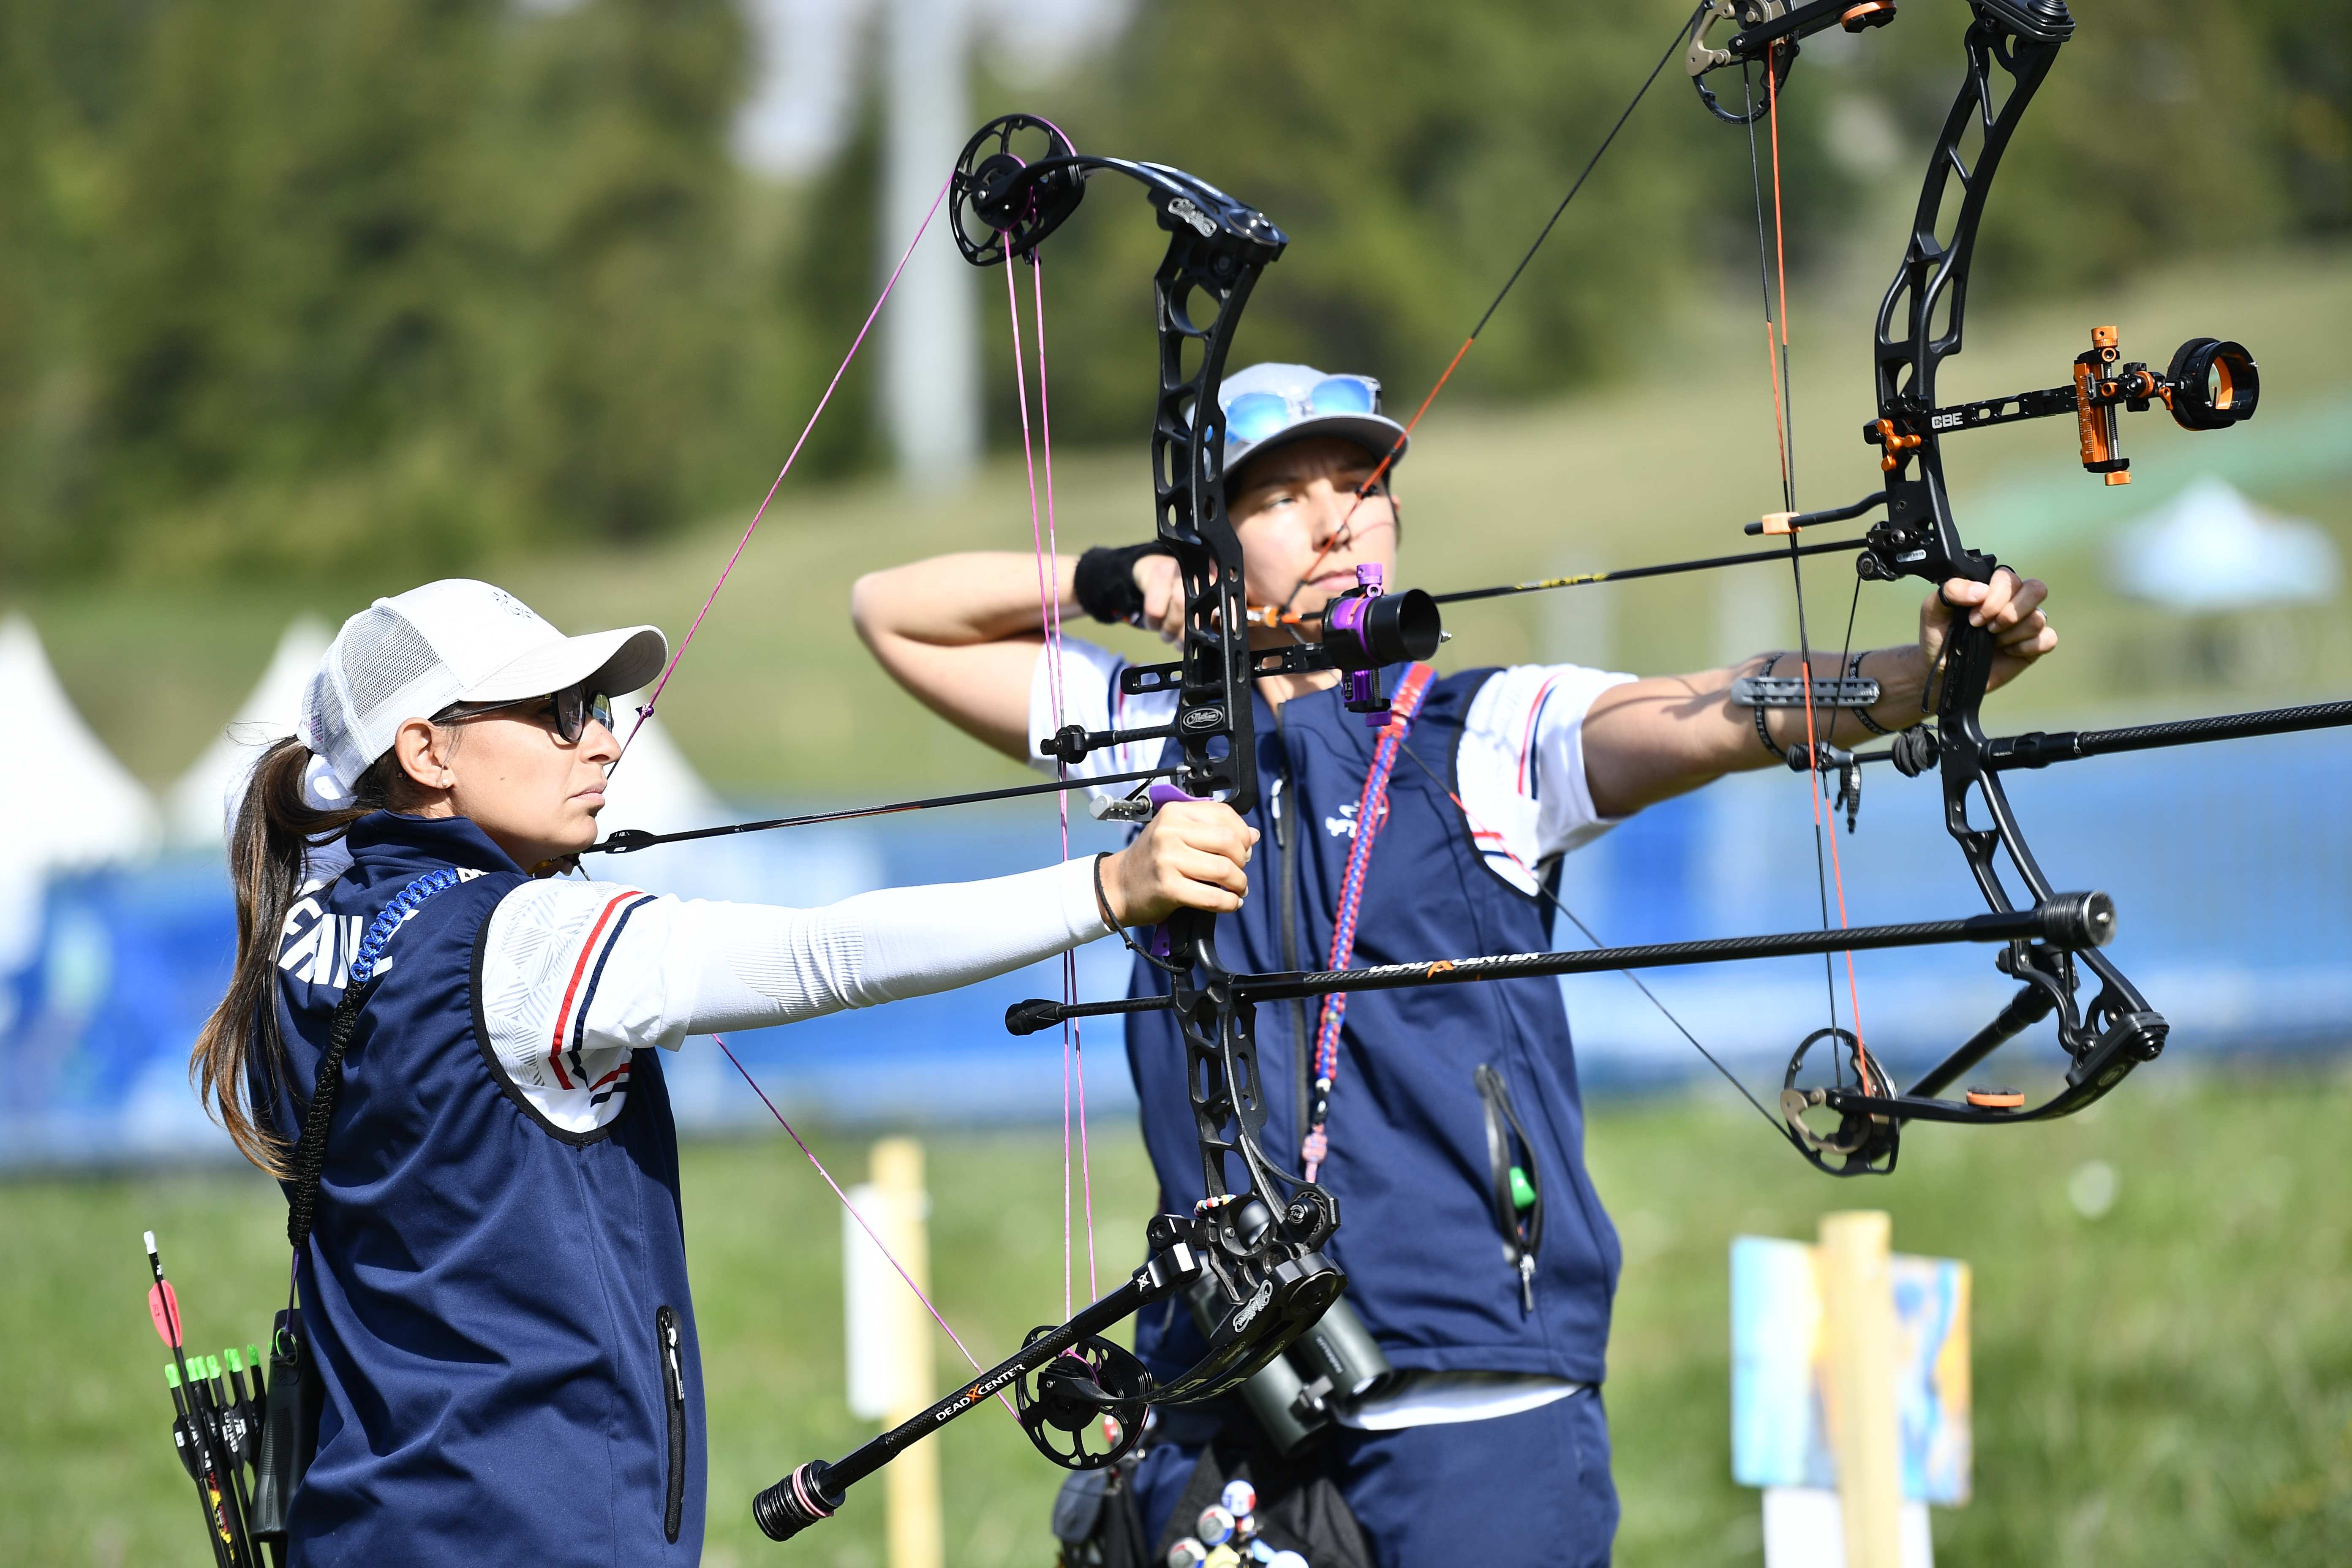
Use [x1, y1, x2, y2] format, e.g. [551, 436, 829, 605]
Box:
[1753, 654, 1784, 759]
[1848, 651, 1894, 735]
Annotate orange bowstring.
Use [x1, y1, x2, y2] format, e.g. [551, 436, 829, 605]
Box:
[1761, 50, 1875, 1096]
[1279, 338, 1476, 608]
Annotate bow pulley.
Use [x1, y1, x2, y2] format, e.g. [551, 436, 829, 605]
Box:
[1014, 1333, 1152, 1470]
[950, 114, 1087, 264]
[1685, 0, 1900, 124]
[1780, 1027, 1900, 1176]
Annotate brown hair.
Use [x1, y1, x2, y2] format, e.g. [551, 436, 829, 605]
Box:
[191, 736, 424, 1175]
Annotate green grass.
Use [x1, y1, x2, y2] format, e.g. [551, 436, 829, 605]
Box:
[7, 1074, 2348, 1565]
[13, 250, 2350, 796]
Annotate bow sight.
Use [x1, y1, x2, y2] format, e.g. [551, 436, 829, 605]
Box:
[1046, 562, 1443, 763]
[1860, 326, 2259, 487]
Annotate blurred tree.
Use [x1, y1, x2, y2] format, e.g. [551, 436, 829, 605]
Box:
[0, 0, 2340, 580]
[504, 0, 760, 547]
[92, 0, 512, 574]
[965, 0, 1829, 447]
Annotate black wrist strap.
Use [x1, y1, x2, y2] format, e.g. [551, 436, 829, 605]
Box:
[1074, 542, 1173, 625]
[286, 975, 378, 1255]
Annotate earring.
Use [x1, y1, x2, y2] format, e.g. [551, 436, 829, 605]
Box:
[441, 773, 455, 787]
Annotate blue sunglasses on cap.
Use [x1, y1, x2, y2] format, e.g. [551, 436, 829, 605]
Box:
[1223, 375, 1382, 448]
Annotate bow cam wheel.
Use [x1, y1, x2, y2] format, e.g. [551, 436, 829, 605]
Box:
[952, 114, 1086, 266]
[1779, 1026, 1900, 1176]
[1013, 1331, 1152, 1470]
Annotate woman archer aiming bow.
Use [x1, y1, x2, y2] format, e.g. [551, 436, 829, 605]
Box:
[852, 362, 2062, 1566]
[190, 577, 1255, 1563]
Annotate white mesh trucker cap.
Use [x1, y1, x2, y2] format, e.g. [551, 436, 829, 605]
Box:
[298, 579, 667, 801]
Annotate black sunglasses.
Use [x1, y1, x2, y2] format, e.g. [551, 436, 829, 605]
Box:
[438, 684, 615, 744]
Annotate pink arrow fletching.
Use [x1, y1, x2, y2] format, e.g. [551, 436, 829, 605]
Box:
[147, 1279, 182, 1348]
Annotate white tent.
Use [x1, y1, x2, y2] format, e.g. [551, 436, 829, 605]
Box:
[0, 615, 161, 969]
[166, 616, 332, 847]
[2108, 476, 2340, 613]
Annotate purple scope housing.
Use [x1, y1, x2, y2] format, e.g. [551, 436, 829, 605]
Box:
[1320, 564, 1443, 724]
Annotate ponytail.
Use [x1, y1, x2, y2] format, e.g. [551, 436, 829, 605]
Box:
[192, 738, 417, 1176]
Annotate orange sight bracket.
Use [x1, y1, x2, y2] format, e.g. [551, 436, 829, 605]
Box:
[2073, 324, 2132, 485]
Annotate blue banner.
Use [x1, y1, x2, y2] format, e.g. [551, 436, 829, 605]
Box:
[4, 727, 2345, 1168]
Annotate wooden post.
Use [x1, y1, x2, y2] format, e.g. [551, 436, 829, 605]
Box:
[1819, 1211, 1901, 1568]
[871, 1138, 942, 1568]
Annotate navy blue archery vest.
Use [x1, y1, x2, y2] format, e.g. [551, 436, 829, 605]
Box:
[261, 813, 704, 1564]
[1128, 672, 1622, 1387]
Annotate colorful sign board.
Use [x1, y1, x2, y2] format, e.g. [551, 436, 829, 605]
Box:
[1731, 1235, 1972, 1505]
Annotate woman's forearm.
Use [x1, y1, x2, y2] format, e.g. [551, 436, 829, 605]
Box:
[850, 550, 1087, 760]
[675, 860, 1112, 1034]
[850, 550, 1079, 650]
[1584, 645, 1930, 816]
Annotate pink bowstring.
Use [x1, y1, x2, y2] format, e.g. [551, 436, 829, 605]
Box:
[715, 1036, 1016, 1417]
[1002, 238, 1097, 1315]
[1032, 252, 1097, 1305]
[616, 173, 957, 768]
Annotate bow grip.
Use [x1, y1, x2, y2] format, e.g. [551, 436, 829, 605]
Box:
[1139, 784, 1213, 959]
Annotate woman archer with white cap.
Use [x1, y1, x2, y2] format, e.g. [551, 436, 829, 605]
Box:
[189, 578, 1257, 1564]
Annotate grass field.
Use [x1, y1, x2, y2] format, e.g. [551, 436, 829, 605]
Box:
[8, 1072, 2347, 1565]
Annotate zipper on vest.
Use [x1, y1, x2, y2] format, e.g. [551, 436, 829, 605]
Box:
[657, 1305, 686, 1543]
[1474, 1064, 1546, 1313]
[1271, 711, 1312, 1136]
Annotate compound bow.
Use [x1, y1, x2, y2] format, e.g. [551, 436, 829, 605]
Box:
[749, 117, 1362, 1544]
[1015, 0, 2287, 1185]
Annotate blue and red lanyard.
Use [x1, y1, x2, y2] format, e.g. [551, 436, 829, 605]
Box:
[1299, 663, 1436, 1182]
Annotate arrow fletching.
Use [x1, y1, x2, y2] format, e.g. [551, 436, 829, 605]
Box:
[148, 1279, 183, 1349]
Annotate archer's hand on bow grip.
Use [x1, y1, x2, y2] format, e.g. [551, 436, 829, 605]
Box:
[1100, 792, 1256, 928]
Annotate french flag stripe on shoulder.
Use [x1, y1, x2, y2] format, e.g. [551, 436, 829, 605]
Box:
[547, 891, 649, 1089]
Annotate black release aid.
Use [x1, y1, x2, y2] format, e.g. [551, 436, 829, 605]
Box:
[248, 1309, 321, 1545]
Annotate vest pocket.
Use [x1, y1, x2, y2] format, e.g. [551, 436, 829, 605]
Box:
[1473, 1064, 1546, 1312]
[656, 1304, 686, 1544]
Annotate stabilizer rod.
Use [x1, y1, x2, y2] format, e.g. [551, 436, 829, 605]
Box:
[1011, 895, 2115, 1033]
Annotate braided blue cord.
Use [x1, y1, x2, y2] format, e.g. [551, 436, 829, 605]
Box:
[349, 867, 466, 988]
